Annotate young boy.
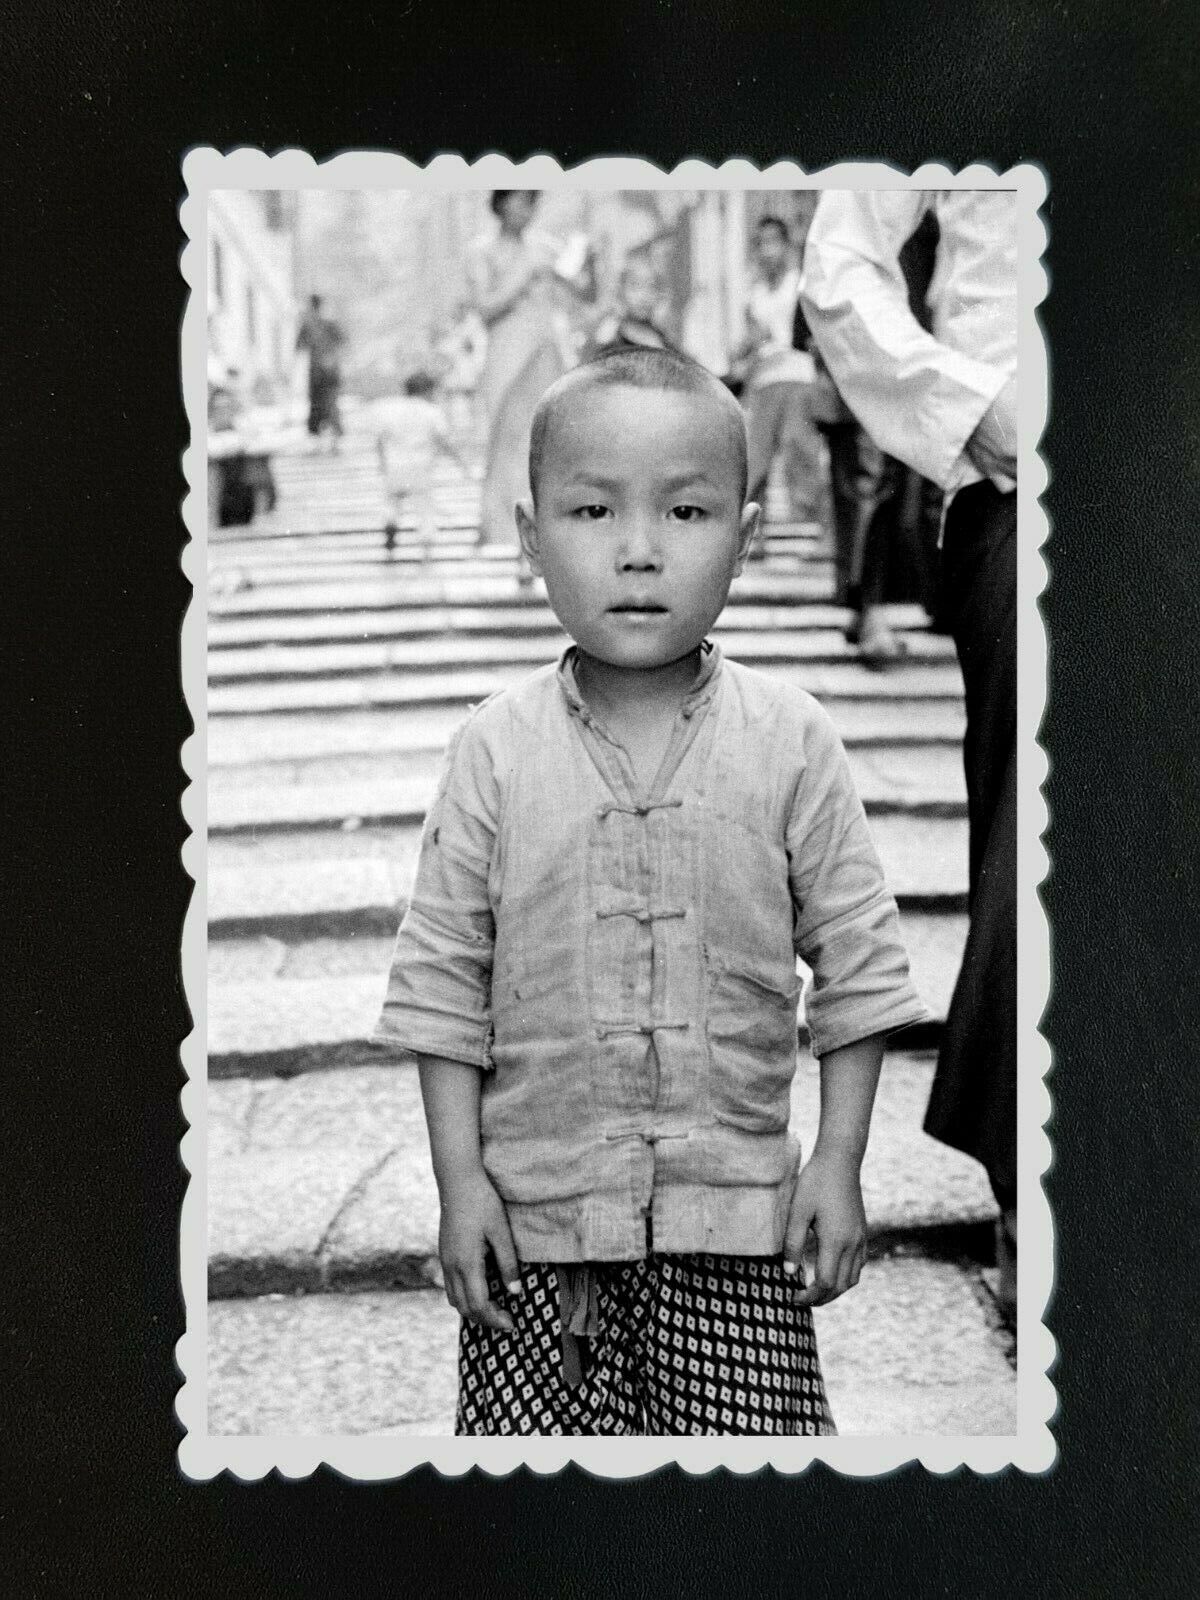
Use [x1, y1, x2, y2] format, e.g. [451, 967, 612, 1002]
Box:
[376, 348, 928, 1436]
[357, 371, 470, 556]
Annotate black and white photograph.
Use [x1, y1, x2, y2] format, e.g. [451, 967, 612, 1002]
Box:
[179, 153, 1050, 1475]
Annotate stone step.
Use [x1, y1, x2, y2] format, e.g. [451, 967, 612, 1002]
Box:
[218, 500, 479, 526]
[270, 468, 388, 485]
[210, 733, 966, 798]
[216, 510, 809, 542]
[207, 810, 968, 938]
[272, 488, 390, 504]
[268, 479, 392, 496]
[206, 744, 967, 836]
[206, 1255, 1016, 1436]
[232, 499, 484, 526]
[209, 856, 407, 937]
[211, 530, 509, 563]
[208, 660, 964, 719]
[206, 601, 922, 652]
[210, 528, 820, 567]
[206, 1051, 998, 1301]
[208, 554, 836, 596]
[206, 811, 966, 904]
[206, 627, 957, 686]
[206, 698, 967, 768]
[205, 909, 965, 1077]
[208, 570, 844, 618]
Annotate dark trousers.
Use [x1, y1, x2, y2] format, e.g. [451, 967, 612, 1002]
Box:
[824, 422, 904, 609]
[924, 483, 1017, 1209]
[307, 370, 342, 436]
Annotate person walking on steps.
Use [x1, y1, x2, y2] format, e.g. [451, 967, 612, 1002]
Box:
[801, 189, 1019, 1315]
[355, 371, 472, 560]
[295, 293, 346, 452]
[735, 215, 825, 552]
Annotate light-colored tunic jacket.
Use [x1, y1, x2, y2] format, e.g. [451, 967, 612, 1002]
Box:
[376, 646, 928, 1263]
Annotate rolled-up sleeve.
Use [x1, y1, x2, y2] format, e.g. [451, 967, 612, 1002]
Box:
[787, 705, 931, 1057]
[799, 190, 1007, 489]
[374, 712, 499, 1068]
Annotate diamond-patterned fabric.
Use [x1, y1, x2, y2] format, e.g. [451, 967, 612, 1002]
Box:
[456, 1253, 836, 1436]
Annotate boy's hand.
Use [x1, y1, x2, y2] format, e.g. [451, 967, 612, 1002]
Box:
[438, 1167, 523, 1332]
[783, 1150, 868, 1306]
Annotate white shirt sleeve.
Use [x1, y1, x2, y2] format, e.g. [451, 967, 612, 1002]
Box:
[799, 190, 1009, 489]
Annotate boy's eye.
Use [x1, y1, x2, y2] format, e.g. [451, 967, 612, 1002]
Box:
[669, 504, 708, 522]
[573, 504, 611, 520]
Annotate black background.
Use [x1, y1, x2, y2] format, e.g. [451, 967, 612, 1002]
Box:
[6, 1, 1198, 1593]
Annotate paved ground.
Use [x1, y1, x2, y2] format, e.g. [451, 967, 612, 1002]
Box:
[207, 1253, 1016, 1438]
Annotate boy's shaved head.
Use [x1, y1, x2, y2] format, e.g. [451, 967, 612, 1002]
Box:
[529, 348, 748, 505]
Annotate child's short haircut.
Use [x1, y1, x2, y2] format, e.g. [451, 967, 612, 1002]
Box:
[528, 347, 749, 505]
[404, 370, 437, 398]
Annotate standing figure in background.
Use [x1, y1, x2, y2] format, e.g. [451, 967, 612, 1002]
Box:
[800, 211, 945, 665]
[803, 331, 910, 666]
[468, 191, 595, 550]
[801, 190, 1018, 1311]
[295, 293, 346, 451]
[436, 302, 487, 442]
[584, 255, 679, 359]
[356, 371, 471, 559]
[738, 215, 824, 538]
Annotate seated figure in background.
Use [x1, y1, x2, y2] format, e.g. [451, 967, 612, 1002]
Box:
[585, 255, 679, 359]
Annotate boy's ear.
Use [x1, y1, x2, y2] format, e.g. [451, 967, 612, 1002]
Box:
[735, 501, 762, 575]
[515, 499, 543, 574]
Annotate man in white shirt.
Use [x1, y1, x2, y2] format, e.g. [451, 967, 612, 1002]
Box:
[740, 216, 824, 533]
[801, 189, 1018, 1302]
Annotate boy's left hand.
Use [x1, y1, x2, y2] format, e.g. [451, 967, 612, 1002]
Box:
[783, 1150, 868, 1306]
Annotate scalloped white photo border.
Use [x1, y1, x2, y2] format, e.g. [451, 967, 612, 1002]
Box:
[178, 149, 1053, 1480]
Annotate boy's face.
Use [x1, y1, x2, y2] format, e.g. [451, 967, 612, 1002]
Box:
[517, 384, 759, 675]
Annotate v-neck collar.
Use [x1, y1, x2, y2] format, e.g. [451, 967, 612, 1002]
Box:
[557, 642, 724, 807]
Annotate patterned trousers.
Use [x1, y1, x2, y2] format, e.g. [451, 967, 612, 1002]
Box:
[456, 1253, 836, 1437]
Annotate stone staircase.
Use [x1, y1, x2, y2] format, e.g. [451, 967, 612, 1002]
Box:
[203, 438, 1010, 1435]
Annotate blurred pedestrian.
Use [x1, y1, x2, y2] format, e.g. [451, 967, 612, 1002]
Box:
[584, 255, 679, 358]
[468, 191, 595, 551]
[801, 190, 1018, 1307]
[356, 371, 471, 558]
[802, 210, 946, 665]
[812, 364, 909, 665]
[295, 293, 346, 451]
[436, 301, 487, 441]
[737, 216, 824, 536]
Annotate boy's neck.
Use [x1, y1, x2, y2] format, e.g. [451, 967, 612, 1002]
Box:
[576, 648, 702, 725]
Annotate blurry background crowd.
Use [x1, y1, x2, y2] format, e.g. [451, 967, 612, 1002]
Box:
[207, 187, 944, 665]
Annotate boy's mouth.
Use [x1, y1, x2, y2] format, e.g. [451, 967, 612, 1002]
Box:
[608, 601, 669, 614]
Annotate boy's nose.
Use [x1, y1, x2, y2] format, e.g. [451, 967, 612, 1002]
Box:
[617, 522, 663, 571]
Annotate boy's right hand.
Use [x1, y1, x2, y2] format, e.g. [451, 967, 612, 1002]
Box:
[437, 1168, 523, 1332]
